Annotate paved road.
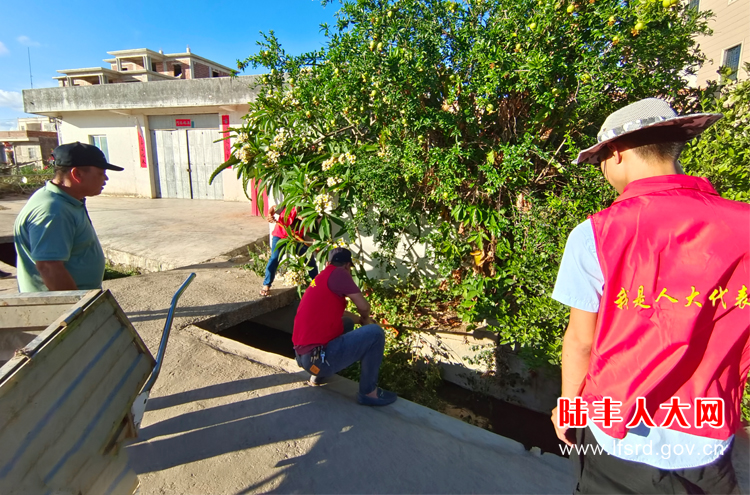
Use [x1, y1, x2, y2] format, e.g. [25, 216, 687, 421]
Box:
[0, 194, 270, 271]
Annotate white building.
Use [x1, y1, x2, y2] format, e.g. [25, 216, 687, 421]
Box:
[23, 75, 264, 206]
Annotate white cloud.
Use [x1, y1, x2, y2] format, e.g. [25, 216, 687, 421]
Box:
[16, 36, 40, 47]
[0, 42, 9, 56]
[0, 119, 17, 131]
[0, 90, 23, 112]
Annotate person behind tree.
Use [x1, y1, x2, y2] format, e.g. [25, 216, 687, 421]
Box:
[551, 98, 750, 494]
[260, 204, 318, 296]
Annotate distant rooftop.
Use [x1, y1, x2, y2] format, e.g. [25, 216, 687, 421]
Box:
[54, 47, 233, 88]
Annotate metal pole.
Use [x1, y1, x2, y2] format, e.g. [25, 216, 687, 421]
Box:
[28, 48, 33, 89]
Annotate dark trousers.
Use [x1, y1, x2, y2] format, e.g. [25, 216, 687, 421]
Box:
[571, 427, 739, 494]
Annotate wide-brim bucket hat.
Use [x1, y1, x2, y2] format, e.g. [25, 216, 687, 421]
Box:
[575, 98, 723, 165]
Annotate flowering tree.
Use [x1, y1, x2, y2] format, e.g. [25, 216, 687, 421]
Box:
[213, 0, 711, 367]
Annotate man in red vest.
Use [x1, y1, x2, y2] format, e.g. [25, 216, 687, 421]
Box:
[550, 98, 749, 493]
[293, 247, 397, 406]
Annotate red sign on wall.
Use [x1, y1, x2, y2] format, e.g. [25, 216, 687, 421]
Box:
[136, 124, 147, 168]
[221, 115, 231, 164]
[175, 119, 192, 127]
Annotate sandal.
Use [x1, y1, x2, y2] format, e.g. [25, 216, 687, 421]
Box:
[259, 286, 271, 297]
[357, 388, 398, 407]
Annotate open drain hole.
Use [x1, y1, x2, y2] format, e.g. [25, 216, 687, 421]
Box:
[0, 242, 16, 268]
[220, 319, 567, 457]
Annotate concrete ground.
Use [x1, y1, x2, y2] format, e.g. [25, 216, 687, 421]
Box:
[1, 192, 748, 493]
[105, 268, 749, 494]
[104, 272, 575, 494]
[0, 194, 270, 271]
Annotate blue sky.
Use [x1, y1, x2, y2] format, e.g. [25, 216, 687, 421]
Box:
[0, 0, 339, 130]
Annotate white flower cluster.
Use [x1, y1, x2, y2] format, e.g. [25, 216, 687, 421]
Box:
[377, 149, 387, 158]
[314, 193, 334, 214]
[272, 128, 287, 149]
[326, 176, 343, 187]
[282, 269, 306, 286]
[332, 238, 348, 248]
[281, 90, 299, 106]
[322, 156, 337, 171]
[321, 152, 356, 171]
[304, 174, 319, 186]
[238, 144, 253, 163]
[267, 149, 280, 164]
[265, 128, 288, 165]
[237, 132, 249, 144]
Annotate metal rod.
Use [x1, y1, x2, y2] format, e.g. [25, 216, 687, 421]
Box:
[142, 273, 196, 392]
[28, 48, 33, 89]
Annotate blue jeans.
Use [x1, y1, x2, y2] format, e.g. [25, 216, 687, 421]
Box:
[263, 235, 319, 286]
[296, 322, 386, 396]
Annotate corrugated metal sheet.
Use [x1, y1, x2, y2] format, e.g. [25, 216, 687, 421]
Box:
[0, 290, 154, 495]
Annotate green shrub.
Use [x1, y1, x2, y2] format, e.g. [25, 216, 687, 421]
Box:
[212, 0, 749, 409]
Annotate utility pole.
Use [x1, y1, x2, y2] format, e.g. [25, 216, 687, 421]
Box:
[28, 48, 33, 89]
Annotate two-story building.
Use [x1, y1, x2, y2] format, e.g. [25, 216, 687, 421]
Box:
[23, 49, 267, 211]
[54, 47, 232, 87]
[0, 118, 59, 169]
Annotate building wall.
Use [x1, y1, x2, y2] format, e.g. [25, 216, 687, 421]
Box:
[38, 136, 58, 165]
[56, 109, 250, 201]
[58, 113, 154, 197]
[13, 144, 41, 167]
[18, 117, 56, 132]
[695, 0, 750, 85]
[193, 63, 210, 79]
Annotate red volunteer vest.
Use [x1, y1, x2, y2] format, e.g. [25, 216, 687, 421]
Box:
[584, 175, 750, 440]
[293, 265, 347, 347]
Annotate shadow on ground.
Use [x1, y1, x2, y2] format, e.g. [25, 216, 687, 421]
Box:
[128, 373, 571, 494]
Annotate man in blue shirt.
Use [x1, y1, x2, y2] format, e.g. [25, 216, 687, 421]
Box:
[14, 142, 124, 292]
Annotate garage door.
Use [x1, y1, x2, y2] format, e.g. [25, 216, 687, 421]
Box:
[151, 128, 224, 200]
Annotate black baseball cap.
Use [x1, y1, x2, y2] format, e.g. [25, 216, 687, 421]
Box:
[53, 142, 124, 171]
[328, 247, 353, 264]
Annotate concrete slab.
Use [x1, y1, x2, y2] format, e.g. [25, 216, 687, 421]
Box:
[100, 269, 574, 494]
[127, 327, 576, 494]
[103, 261, 296, 339]
[0, 194, 271, 272]
[87, 196, 269, 272]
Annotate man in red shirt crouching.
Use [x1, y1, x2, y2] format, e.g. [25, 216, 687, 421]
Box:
[293, 248, 397, 406]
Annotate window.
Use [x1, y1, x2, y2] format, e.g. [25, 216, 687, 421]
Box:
[724, 44, 742, 81]
[173, 64, 182, 77]
[90, 135, 109, 162]
[151, 62, 157, 72]
[212, 70, 219, 78]
[28, 147, 37, 159]
[688, 0, 699, 9]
